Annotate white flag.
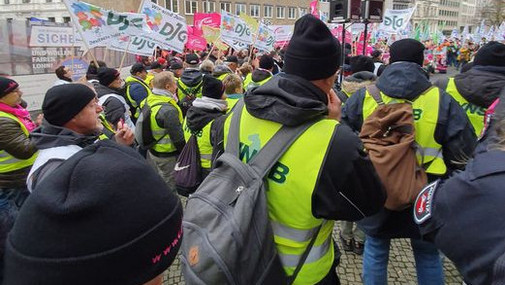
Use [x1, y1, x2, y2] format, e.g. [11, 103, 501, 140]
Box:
[378, 7, 416, 33]
[220, 10, 253, 46]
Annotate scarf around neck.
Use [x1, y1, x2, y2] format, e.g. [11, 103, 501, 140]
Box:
[0, 102, 37, 132]
[192, 96, 228, 112]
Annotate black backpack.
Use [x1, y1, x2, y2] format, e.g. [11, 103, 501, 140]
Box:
[174, 134, 202, 197]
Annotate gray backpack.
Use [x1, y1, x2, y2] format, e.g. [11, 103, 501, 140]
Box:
[181, 100, 319, 285]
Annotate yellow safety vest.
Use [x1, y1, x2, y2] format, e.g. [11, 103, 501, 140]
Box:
[182, 118, 214, 169]
[362, 87, 447, 175]
[98, 113, 115, 140]
[243, 73, 272, 91]
[0, 112, 37, 173]
[223, 106, 337, 284]
[176, 79, 203, 102]
[142, 93, 183, 154]
[216, 72, 230, 81]
[145, 72, 155, 88]
[445, 77, 484, 137]
[225, 95, 243, 113]
[125, 76, 152, 119]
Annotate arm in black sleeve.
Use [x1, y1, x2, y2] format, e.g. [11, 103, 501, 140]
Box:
[312, 124, 386, 221]
[435, 90, 477, 173]
[341, 88, 366, 132]
[156, 105, 185, 153]
[102, 97, 126, 127]
[210, 115, 227, 165]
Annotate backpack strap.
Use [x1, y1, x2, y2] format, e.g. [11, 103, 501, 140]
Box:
[366, 85, 385, 106]
[225, 99, 244, 156]
[287, 224, 322, 284]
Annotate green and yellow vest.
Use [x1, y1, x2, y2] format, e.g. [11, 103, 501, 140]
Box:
[0, 112, 37, 173]
[243, 73, 272, 92]
[445, 77, 485, 137]
[142, 93, 183, 154]
[176, 79, 203, 102]
[362, 87, 446, 175]
[182, 118, 214, 169]
[222, 106, 337, 284]
[125, 76, 152, 119]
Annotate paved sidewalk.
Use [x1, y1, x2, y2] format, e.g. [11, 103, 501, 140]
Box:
[162, 223, 462, 285]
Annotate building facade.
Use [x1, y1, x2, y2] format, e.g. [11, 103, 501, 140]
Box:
[0, 0, 312, 25]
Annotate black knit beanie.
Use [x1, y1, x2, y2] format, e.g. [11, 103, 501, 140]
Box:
[0, 77, 19, 99]
[202, 75, 224, 99]
[474, 41, 505, 67]
[284, 14, 341, 81]
[42, 84, 96, 126]
[390, 39, 425, 66]
[97, 67, 120, 87]
[4, 140, 183, 285]
[350, 55, 375, 73]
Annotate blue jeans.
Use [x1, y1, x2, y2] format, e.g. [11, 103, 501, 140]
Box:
[0, 188, 29, 282]
[362, 235, 444, 285]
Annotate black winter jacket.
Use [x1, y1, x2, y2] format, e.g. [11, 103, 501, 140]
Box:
[95, 84, 127, 126]
[211, 73, 386, 222]
[419, 150, 505, 285]
[342, 62, 477, 239]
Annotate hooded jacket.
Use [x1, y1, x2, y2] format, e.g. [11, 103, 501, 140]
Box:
[27, 122, 98, 191]
[186, 106, 225, 134]
[342, 61, 477, 239]
[95, 84, 127, 127]
[251, 69, 272, 83]
[180, 68, 203, 87]
[338, 71, 377, 103]
[435, 65, 505, 108]
[211, 73, 386, 222]
[212, 65, 232, 80]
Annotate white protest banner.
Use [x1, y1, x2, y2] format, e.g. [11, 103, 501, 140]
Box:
[141, 1, 187, 53]
[270, 25, 293, 43]
[220, 10, 252, 46]
[63, 0, 119, 48]
[107, 34, 155, 56]
[254, 23, 275, 52]
[221, 37, 248, 51]
[105, 11, 150, 37]
[29, 26, 83, 47]
[379, 7, 415, 34]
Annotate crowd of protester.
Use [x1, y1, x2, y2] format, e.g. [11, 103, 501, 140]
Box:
[0, 14, 505, 285]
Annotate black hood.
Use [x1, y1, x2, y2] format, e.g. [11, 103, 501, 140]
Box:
[181, 69, 203, 86]
[186, 107, 224, 132]
[454, 65, 505, 108]
[376, 62, 432, 100]
[94, 83, 124, 98]
[345, 71, 377, 83]
[244, 73, 328, 126]
[251, 69, 272, 82]
[212, 65, 232, 78]
[30, 121, 98, 150]
[376, 61, 431, 100]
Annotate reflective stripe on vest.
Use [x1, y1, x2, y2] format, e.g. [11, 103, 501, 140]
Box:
[0, 112, 37, 173]
[183, 117, 214, 169]
[362, 87, 446, 175]
[223, 106, 337, 284]
[225, 97, 242, 113]
[446, 77, 484, 137]
[216, 73, 229, 81]
[146, 94, 183, 154]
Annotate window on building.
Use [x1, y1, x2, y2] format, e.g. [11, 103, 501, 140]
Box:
[48, 17, 55, 22]
[264, 5, 273, 18]
[166, 0, 179, 13]
[4, 0, 10, 4]
[235, 3, 246, 16]
[299, 8, 307, 16]
[288, 7, 296, 19]
[250, 4, 260, 18]
[276, 6, 285, 18]
[221, 2, 231, 13]
[46, 0, 53, 2]
[185, 0, 197, 15]
[63, 17, 71, 23]
[22, 0, 30, 3]
[203, 1, 215, 12]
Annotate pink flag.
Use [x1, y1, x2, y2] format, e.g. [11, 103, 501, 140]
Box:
[193, 13, 221, 36]
[330, 26, 352, 41]
[186, 34, 208, 51]
[310, 0, 319, 19]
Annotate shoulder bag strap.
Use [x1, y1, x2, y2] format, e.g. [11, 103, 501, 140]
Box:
[288, 225, 322, 285]
[366, 85, 384, 106]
